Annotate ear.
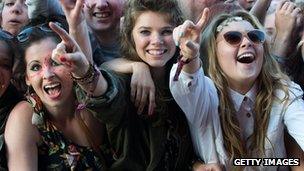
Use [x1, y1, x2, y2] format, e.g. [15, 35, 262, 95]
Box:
[25, 75, 30, 86]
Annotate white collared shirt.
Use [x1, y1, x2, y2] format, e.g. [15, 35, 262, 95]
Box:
[170, 64, 304, 170]
[229, 85, 257, 143]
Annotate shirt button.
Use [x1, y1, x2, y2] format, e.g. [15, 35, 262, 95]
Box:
[246, 113, 251, 118]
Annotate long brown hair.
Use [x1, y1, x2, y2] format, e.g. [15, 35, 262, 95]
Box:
[120, 0, 184, 61]
[200, 11, 290, 159]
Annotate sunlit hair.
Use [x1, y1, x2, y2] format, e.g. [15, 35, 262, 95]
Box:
[200, 11, 290, 159]
[120, 0, 184, 61]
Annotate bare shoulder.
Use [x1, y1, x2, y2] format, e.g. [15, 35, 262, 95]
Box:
[4, 101, 40, 170]
[5, 100, 40, 144]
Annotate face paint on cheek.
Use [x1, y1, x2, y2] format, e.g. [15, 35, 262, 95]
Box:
[27, 71, 43, 79]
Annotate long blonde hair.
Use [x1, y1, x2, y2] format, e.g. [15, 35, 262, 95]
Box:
[201, 11, 290, 159]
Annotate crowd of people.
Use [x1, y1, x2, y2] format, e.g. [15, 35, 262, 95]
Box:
[0, 0, 303, 170]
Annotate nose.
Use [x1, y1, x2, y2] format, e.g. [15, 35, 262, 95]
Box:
[11, 2, 24, 15]
[42, 67, 55, 80]
[240, 35, 253, 48]
[96, 0, 109, 9]
[151, 33, 164, 45]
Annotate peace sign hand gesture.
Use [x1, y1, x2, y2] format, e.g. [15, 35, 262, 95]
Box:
[172, 8, 209, 75]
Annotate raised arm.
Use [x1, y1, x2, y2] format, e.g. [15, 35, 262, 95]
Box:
[170, 8, 226, 166]
[50, 22, 107, 96]
[59, 0, 93, 63]
[249, 0, 272, 24]
[172, 8, 209, 74]
[272, 1, 302, 58]
[5, 101, 40, 171]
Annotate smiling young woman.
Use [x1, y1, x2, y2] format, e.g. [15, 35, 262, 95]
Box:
[170, 10, 304, 170]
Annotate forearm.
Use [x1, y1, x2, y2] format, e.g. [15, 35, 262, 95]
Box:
[69, 22, 93, 63]
[103, 58, 139, 74]
[182, 56, 201, 74]
[74, 65, 108, 97]
[250, 0, 272, 24]
[272, 35, 292, 58]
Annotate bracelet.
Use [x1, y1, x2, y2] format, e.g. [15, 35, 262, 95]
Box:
[74, 64, 101, 111]
[173, 53, 200, 81]
[71, 63, 96, 84]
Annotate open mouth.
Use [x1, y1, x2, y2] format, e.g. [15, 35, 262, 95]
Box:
[93, 11, 111, 18]
[236, 52, 255, 64]
[43, 83, 61, 98]
[147, 49, 167, 56]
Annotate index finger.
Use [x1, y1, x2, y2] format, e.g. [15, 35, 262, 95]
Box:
[49, 22, 72, 43]
[196, 8, 209, 31]
[276, 0, 289, 11]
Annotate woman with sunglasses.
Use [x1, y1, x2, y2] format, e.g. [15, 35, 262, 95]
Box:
[171, 10, 304, 170]
[4, 18, 119, 170]
[0, 29, 22, 170]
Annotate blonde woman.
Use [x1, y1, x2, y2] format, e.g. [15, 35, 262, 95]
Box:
[170, 10, 304, 170]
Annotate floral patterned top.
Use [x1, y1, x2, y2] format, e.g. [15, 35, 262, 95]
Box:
[27, 93, 114, 171]
[36, 118, 113, 171]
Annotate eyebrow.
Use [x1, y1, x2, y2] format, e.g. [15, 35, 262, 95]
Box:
[137, 26, 174, 30]
[27, 60, 40, 67]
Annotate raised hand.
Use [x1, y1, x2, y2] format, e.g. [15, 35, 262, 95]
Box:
[59, 0, 93, 63]
[173, 8, 209, 61]
[272, 1, 302, 58]
[50, 22, 90, 78]
[172, 8, 209, 75]
[59, 0, 85, 29]
[276, 1, 301, 37]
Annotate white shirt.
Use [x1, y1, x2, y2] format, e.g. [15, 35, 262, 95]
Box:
[229, 84, 257, 143]
[169, 64, 304, 170]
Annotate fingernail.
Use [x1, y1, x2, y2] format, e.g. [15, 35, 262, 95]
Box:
[60, 56, 66, 62]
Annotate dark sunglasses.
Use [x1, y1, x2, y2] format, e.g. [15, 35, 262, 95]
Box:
[218, 29, 265, 47]
[17, 22, 62, 43]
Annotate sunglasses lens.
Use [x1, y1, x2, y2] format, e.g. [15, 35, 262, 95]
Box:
[17, 29, 31, 43]
[223, 31, 242, 45]
[248, 30, 265, 44]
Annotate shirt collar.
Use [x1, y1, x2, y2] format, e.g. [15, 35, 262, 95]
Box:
[229, 82, 258, 111]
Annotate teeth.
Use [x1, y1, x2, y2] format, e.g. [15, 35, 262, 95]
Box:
[44, 83, 60, 89]
[237, 53, 255, 64]
[93, 12, 110, 18]
[147, 50, 166, 55]
[238, 53, 254, 59]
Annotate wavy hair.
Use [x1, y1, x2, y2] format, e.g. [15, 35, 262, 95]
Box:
[120, 0, 184, 61]
[200, 11, 290, 159]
